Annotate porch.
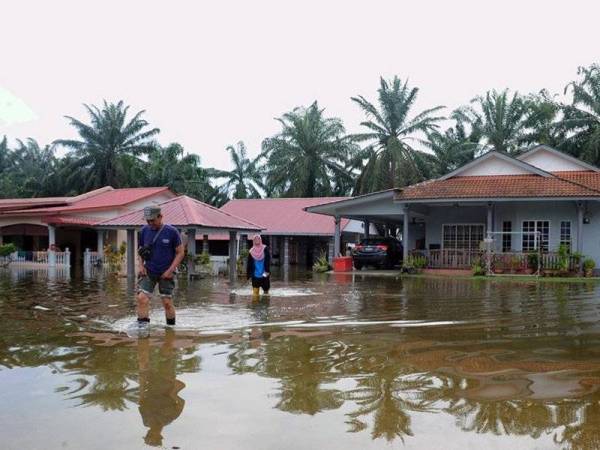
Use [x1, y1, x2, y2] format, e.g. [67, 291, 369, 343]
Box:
[410, 249, 581, 273]
[306, 193, 599, 272]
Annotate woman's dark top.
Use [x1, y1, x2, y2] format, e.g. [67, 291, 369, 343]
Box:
[246, 247, 271, 280]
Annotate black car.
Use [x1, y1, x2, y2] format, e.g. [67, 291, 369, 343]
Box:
[352, 237, 403, 270]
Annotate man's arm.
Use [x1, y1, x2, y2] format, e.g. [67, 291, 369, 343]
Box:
[162, 244, 185, 279]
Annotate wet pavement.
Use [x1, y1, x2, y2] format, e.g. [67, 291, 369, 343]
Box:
[2, 268, 600, 449]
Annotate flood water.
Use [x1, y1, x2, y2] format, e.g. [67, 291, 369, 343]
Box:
[2, 269, 600, 449]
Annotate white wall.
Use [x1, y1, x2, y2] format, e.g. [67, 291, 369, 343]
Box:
[459, 157, 532, 176]
[520, 150, 589, 172]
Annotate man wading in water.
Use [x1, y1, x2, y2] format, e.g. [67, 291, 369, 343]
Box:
[137, 206, 185, 326]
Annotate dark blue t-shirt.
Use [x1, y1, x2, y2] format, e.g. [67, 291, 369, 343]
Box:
[139, 224, 182, 276]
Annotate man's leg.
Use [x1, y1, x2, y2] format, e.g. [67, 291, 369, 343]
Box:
[159, 278, 176, 325]
[136, 275, 156, 323]
[162, 296, 176, 325]
[136, 291, 151, 323]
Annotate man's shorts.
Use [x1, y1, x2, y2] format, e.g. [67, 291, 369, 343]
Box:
[137, 273, 175, 298]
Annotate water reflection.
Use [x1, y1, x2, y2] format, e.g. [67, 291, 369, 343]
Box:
[137, 329, 186, 446]
[3, 271, 600, 448]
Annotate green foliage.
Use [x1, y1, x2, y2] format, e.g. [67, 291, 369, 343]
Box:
[195, 252, 211, 266]
[351, 76, 445, 193]
[455, 89, 530, 154]
[210, 142, 264, 200]
[402, 255, 427, 272]
[0, 243, 17, 257]
[262, 101, 359, 198]
[104, 243, 126, 273]
[558, 243, 570, 272]
[53, 100, 160, 191]
[527, 252, 539, 269]
[583, 258, 596, 272]
[237, 248, 249, 273]
[472, 262, 486, 276]
[312, 252, 330, 273]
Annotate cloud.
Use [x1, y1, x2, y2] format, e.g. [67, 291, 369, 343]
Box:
[0, 87, 37, 126]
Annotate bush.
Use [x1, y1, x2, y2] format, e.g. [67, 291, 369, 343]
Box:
[195, 252, 211, 266]
[527, 252, 539, 269]
[558, 243, 570, 272]
[313, 252, 330, 273]
[583, 258, 596, 275]
[104, 243, 126, 273]
[472, 263, 486, 276]
[0, 243, 17, 257]
[402, 255, 427, 273]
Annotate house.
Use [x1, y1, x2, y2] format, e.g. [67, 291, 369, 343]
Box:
[206, 198, 378, 269]
[306, 145, 600, 273]
[96, 195, 262, 278]
[0, 186, 176, 266]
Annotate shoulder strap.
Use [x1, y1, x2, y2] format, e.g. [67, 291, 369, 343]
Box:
[151, 225, 165, 246]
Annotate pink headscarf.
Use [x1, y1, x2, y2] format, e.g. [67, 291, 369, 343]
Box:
[249, 235, 266, 261]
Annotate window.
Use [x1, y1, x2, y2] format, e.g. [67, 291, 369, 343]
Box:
[443, 224, 484, 251]
[502, 221, 512, 252]
[560, 221, 571, 250]
[522, 220, 549, 252]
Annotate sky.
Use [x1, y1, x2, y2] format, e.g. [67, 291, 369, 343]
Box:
[1, 0, 600, 171]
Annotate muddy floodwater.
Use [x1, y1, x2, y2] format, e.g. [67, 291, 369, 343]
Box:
[3, 269, 600, 449]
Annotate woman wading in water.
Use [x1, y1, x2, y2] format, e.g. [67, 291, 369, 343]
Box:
[247, 235, 270, 296]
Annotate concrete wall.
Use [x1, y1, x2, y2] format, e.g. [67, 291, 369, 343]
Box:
[459, 157, 531, 176]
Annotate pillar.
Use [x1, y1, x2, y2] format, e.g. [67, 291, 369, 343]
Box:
[48, 225, 56, 267]
[202, 234, 209, 254]
[228, 231, 237, 281]
[283, 236, 290, 273]
[486, 202, 494, 237]
[187, 228, 196, 275]
[577, 202, 584, 255]
[402, 206, 409, 261]
[333, 216, 341, 260]
[328, 238, 335, 264]
[97, 230, 104, 258]
[126, 228, 135, 279]
[364, 220, 370, 239]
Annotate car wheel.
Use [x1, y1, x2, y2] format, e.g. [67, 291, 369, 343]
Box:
[354, 263, 363, 270]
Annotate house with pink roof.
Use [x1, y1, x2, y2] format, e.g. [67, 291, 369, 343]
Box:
[0, 186, 176, 266]
[209, 198, 377, 269]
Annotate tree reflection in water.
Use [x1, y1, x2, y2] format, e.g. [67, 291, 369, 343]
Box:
[227, 331, 600, 447]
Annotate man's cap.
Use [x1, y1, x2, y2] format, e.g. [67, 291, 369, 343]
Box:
[143, 206, 161, 220]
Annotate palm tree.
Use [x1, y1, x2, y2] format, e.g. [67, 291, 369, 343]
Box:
[560, 64, 600, 165]
[144, 143, 213, 201]
[521, 90, 564, 149]
[10, 138, 61, 197]
[54, 100, 159, 190]
[351, 76, 445, 194]
[424, 120, 479, 176]
[456, 89, 530, 154]
[210, 141, 264, 199]
[261, 102, 356, 198]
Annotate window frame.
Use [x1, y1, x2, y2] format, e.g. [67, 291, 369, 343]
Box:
[521, 220, 550, 253]
[441, 223, 485, 252]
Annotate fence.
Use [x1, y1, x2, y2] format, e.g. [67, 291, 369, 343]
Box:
[0, 250, 71, 267]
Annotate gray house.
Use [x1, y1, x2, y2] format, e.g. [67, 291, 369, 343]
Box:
[307, 146, 600, 272]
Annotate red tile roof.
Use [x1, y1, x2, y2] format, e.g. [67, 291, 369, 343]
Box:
[97, 195, 262, 231]
[395, 172, 600, 200]
[219, 198, 351, 235]
[2, 187, 173, 215]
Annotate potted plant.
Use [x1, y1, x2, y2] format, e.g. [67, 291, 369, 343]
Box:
[313, 251, 330, 273]
[583, 258, 596, 277]
[195, 251, 213, 275]
[558, 244, 570, 276]
[527, 252, 539, 273]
